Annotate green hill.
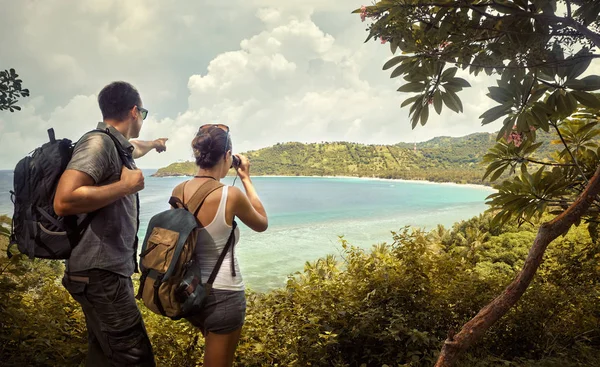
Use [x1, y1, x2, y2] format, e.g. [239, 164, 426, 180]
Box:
[153, 131, 558, 185]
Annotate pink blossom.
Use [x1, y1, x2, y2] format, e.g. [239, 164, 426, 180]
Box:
[381, 37, 387, 44]
[360, 5, 367, 22]
[506, 131, 523, 147]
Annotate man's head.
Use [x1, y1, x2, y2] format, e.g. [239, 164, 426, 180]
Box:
[98, 81, 146, 139]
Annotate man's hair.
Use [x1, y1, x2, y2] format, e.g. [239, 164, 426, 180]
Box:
[97, 81, 141, 121]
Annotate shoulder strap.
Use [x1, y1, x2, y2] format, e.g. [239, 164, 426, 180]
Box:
[169, 181, 189, 209]
[186, 180, 225, 217]
[96, 128, 134, 169]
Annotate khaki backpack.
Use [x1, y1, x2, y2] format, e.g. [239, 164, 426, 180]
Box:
[136, 179, 237, 319]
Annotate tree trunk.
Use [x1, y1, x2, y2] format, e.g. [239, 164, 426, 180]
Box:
[434, 165, 600, 367]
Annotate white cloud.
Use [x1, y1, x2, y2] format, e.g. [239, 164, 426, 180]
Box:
[1, 1, 561, 170]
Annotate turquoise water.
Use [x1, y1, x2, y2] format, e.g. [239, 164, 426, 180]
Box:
[0, 170, 494, 291]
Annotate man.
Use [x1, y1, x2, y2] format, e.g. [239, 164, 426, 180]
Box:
[54, 81, 165, 366]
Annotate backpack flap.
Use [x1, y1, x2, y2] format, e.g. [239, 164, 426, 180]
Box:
[139, 227, 180, 274]
[139, 208, 198, 280]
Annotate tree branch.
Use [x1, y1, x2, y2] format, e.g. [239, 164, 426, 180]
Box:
[434, 163, 600, 367]
[522, 157, 575, 167]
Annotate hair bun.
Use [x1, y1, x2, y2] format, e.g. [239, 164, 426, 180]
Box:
[191, 127, 231, 169]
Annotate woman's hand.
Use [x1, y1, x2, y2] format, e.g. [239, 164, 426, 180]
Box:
[235, 154, 251, 179]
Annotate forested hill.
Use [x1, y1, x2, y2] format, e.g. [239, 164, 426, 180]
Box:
[153, 131, 555, 184]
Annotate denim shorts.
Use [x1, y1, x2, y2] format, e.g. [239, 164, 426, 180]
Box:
[186, 289, 246, 335]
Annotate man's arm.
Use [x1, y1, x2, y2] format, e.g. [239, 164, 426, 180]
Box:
[54, 166, 144, 216]
[130, 138, 168, 159]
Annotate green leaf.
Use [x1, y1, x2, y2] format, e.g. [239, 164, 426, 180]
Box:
[442, 90, 463, 113]
[420, 105, 429, 125]
[565, 92, 578, 113]
[411, 104, 423, 129]
[441, 67, 458, 80]
[490, 165, 508, 182]
[487, 86, 514, 104]
[390, 63, 409, 79]
[397, 82, 426, 93]
[480, 104, 512, 125]
[443, 83, 464, 93]
[409, 95, 424, 114]
[567, 55, 592, 80]
[555, 93, 569, 116]
[571, 91, 600, 108]
[433, 90, 443, 114]
[566, 75, 600, 91]
[401, 95, 422, 108]
[531, 108, 547, 128]
[483, 161, 504, 180]
[446, 77, 471, 88]
[383, 56, 408, 71]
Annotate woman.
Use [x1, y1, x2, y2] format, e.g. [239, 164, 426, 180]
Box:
[177, 124, 268, 366]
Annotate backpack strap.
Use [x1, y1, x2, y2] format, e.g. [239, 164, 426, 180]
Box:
[205, 221, 237, 293]
[185, 180, 225, 217]
[169, 182, 189, 210]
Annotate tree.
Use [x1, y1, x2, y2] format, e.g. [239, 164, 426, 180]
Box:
[0, 68, 29, 112]
[353, 1, 600, 366]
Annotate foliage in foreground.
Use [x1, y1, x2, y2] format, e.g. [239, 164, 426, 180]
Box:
[0, 213, 599, 366]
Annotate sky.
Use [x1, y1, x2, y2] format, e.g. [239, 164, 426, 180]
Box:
[1, 0, 598, 169]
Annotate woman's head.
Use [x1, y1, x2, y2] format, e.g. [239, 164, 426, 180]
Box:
[192, 124, 232, 170]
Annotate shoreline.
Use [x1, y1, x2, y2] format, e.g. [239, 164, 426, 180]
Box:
[257, 175, 495, 191]
[152, 172, 495, 191]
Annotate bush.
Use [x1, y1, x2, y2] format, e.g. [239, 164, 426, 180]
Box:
[1, 214, 599, 366]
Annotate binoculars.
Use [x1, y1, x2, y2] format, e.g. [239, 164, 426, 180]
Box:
[231, 155, 240, 169]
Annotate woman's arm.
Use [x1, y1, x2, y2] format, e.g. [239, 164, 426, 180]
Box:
[231, 155, 268, 232]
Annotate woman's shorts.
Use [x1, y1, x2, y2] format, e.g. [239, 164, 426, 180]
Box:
[186, 289, 246, 335]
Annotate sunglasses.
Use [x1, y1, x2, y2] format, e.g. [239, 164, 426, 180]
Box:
[137, 106, 148, 120]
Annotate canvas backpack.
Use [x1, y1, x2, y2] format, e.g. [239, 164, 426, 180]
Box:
[135, 179, 237, 320]
[8, 127, 133, 259]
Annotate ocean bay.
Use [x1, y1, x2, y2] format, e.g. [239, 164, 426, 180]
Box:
[137, 172, 495, 291]
[0, 169, 494, 291]
[0, 170, 494, 291]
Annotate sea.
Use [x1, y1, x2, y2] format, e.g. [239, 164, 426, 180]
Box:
[0, 169, 495, 292]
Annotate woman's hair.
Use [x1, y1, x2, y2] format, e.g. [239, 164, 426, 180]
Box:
[192, 126, 232, 168]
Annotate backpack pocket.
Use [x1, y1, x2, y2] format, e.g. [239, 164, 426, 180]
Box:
[140, 227, 180, 273]
[15, 219, 71, 259]
[35, 222, 71, 258]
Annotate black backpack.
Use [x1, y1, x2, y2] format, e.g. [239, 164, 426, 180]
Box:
[8, 127, 131, 259]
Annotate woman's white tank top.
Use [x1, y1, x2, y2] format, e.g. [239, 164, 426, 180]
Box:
[194, 186, 243, 291]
